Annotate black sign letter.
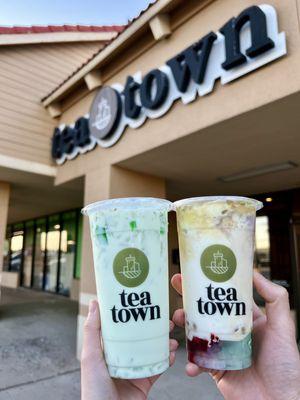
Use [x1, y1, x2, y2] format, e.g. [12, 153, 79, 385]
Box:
[61, 126, 75, 155]
[123, 76, 141, 119]
[51, 127, 63, 160]
[140, 69, 169, 110]
[220, 6, 275, 70]
[74, 117, 91, 148]
[166, 32, 217, 93]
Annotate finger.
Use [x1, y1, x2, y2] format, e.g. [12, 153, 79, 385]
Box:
[81, 301, 106, 367]
[253, 271, 292, 328]
[252, 301, 265, 322]
[173, 308, 185, 328]
[185, 362, 205, 377]
[81, 301, 111, 399]
[169, 320, 175, 332]
[210, 370, 226, 384]
[169, 339, 179, 352]
[170, 351, 176, 366]
[171, 273, 183, 296]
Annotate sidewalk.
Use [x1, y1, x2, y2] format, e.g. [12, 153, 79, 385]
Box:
[0, 288, 223, 400]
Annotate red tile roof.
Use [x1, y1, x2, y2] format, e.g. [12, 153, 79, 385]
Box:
[0, 25, 125, 35]
[42, 0, 157, 101]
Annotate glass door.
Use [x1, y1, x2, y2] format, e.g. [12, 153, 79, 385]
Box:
[32, 218, 47, 290]
[44, 215, 60, 293]
[10, 224, 24, 273]
[22, 221, 34, 287]
[58, 211, 77, 296]
[290, 219, 300, 340]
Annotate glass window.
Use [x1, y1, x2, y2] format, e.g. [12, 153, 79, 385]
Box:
[33, 218, 46, 289]
[10, 224, 24, 272]
[22, 221, 34, 287]
[44, 215, 60, 293]
[3, 226, 11, 271]
[254, 216, 271, 306]
[8, 208, 81, 296]
[58, 211, 77, 296]
[255, 216, 271, 278]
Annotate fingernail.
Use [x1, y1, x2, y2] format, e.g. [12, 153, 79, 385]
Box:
[89, 300, 97, 314]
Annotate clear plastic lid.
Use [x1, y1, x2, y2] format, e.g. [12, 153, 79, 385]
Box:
[82, 197, 172, 216]
[173, 196, 263, 211]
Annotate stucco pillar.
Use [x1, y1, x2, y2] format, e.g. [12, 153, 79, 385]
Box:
[0, 182, 10, 283]
[76, 165, 166, 358]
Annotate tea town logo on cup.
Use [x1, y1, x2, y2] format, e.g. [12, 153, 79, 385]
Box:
[200, 244, 237, 282]
[113, 248, 149, 287]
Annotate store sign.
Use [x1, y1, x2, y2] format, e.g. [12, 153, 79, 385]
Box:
[52, 4, 286, 164]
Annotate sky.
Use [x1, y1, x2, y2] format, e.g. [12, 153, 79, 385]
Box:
[0, 0, 154, 26]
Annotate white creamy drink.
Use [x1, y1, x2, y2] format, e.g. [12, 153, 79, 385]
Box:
[82, 198, 171, 379]
[174, 196, 262, 370]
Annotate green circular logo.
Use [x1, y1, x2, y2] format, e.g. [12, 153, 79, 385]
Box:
[113, 248, 149, 287]
[200, 244, 236, 282]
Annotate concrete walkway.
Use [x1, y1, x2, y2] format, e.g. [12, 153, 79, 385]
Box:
[0, 288, 223, 400]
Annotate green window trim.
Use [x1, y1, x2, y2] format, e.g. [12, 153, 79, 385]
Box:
[74, 214, 83, 279]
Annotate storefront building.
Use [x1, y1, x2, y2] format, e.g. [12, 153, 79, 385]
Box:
[1, 0, 300, 355]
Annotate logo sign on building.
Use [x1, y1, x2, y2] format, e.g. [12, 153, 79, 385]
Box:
[52, 4, 287, 164]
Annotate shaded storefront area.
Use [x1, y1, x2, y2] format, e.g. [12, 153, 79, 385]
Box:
[3, 210, 82, 297]
[0, 168, 83, 300]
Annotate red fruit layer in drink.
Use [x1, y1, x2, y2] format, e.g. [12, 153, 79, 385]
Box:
[187, 334, 220, 364]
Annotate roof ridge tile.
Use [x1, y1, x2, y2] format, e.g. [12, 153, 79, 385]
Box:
[0, 24, 125, 35]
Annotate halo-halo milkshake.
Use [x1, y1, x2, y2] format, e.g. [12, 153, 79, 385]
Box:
[82, 197, 172, 379]
[174, 196, 262, 370]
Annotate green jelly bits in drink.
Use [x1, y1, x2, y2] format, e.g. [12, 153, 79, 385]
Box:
[82, 198, 172, 379]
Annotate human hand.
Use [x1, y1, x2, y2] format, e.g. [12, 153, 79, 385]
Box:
[171, 271, 300, 400]
[81, 300, 178, 400]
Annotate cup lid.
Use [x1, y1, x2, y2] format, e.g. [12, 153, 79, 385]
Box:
[82, 197, 172, 216]
[173, 196, 263, 211]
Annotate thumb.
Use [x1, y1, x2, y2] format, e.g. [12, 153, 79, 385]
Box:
[81, 300, 106, 368]
[81, 301, 112, 400]
[253, 271, 293, 330]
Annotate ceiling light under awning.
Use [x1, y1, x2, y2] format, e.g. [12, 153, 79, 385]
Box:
[219, 162, 298, 183]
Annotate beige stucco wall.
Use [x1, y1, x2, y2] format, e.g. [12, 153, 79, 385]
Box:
[1, 271, 19, 288]
[56, 0, 300, 186]
[70, 278, 80, 301]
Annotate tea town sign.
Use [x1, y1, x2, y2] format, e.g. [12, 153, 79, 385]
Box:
[52, 4, 286, 164]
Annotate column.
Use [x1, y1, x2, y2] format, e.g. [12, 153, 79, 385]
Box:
[0, 182, 10, 285]
[76, 165, 166, 358]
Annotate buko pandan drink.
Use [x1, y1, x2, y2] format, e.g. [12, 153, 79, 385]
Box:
[82, 198, 172, 379]
[174, 196, 262, 370]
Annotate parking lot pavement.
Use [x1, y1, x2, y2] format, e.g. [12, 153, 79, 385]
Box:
[0, 287, 223, 400]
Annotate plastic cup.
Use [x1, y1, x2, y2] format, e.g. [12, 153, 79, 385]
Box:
[82, 197, 172, 379]
[174, 196, 263, 370]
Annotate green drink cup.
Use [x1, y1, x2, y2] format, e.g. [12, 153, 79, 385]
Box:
[82, 197, 172, 378]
